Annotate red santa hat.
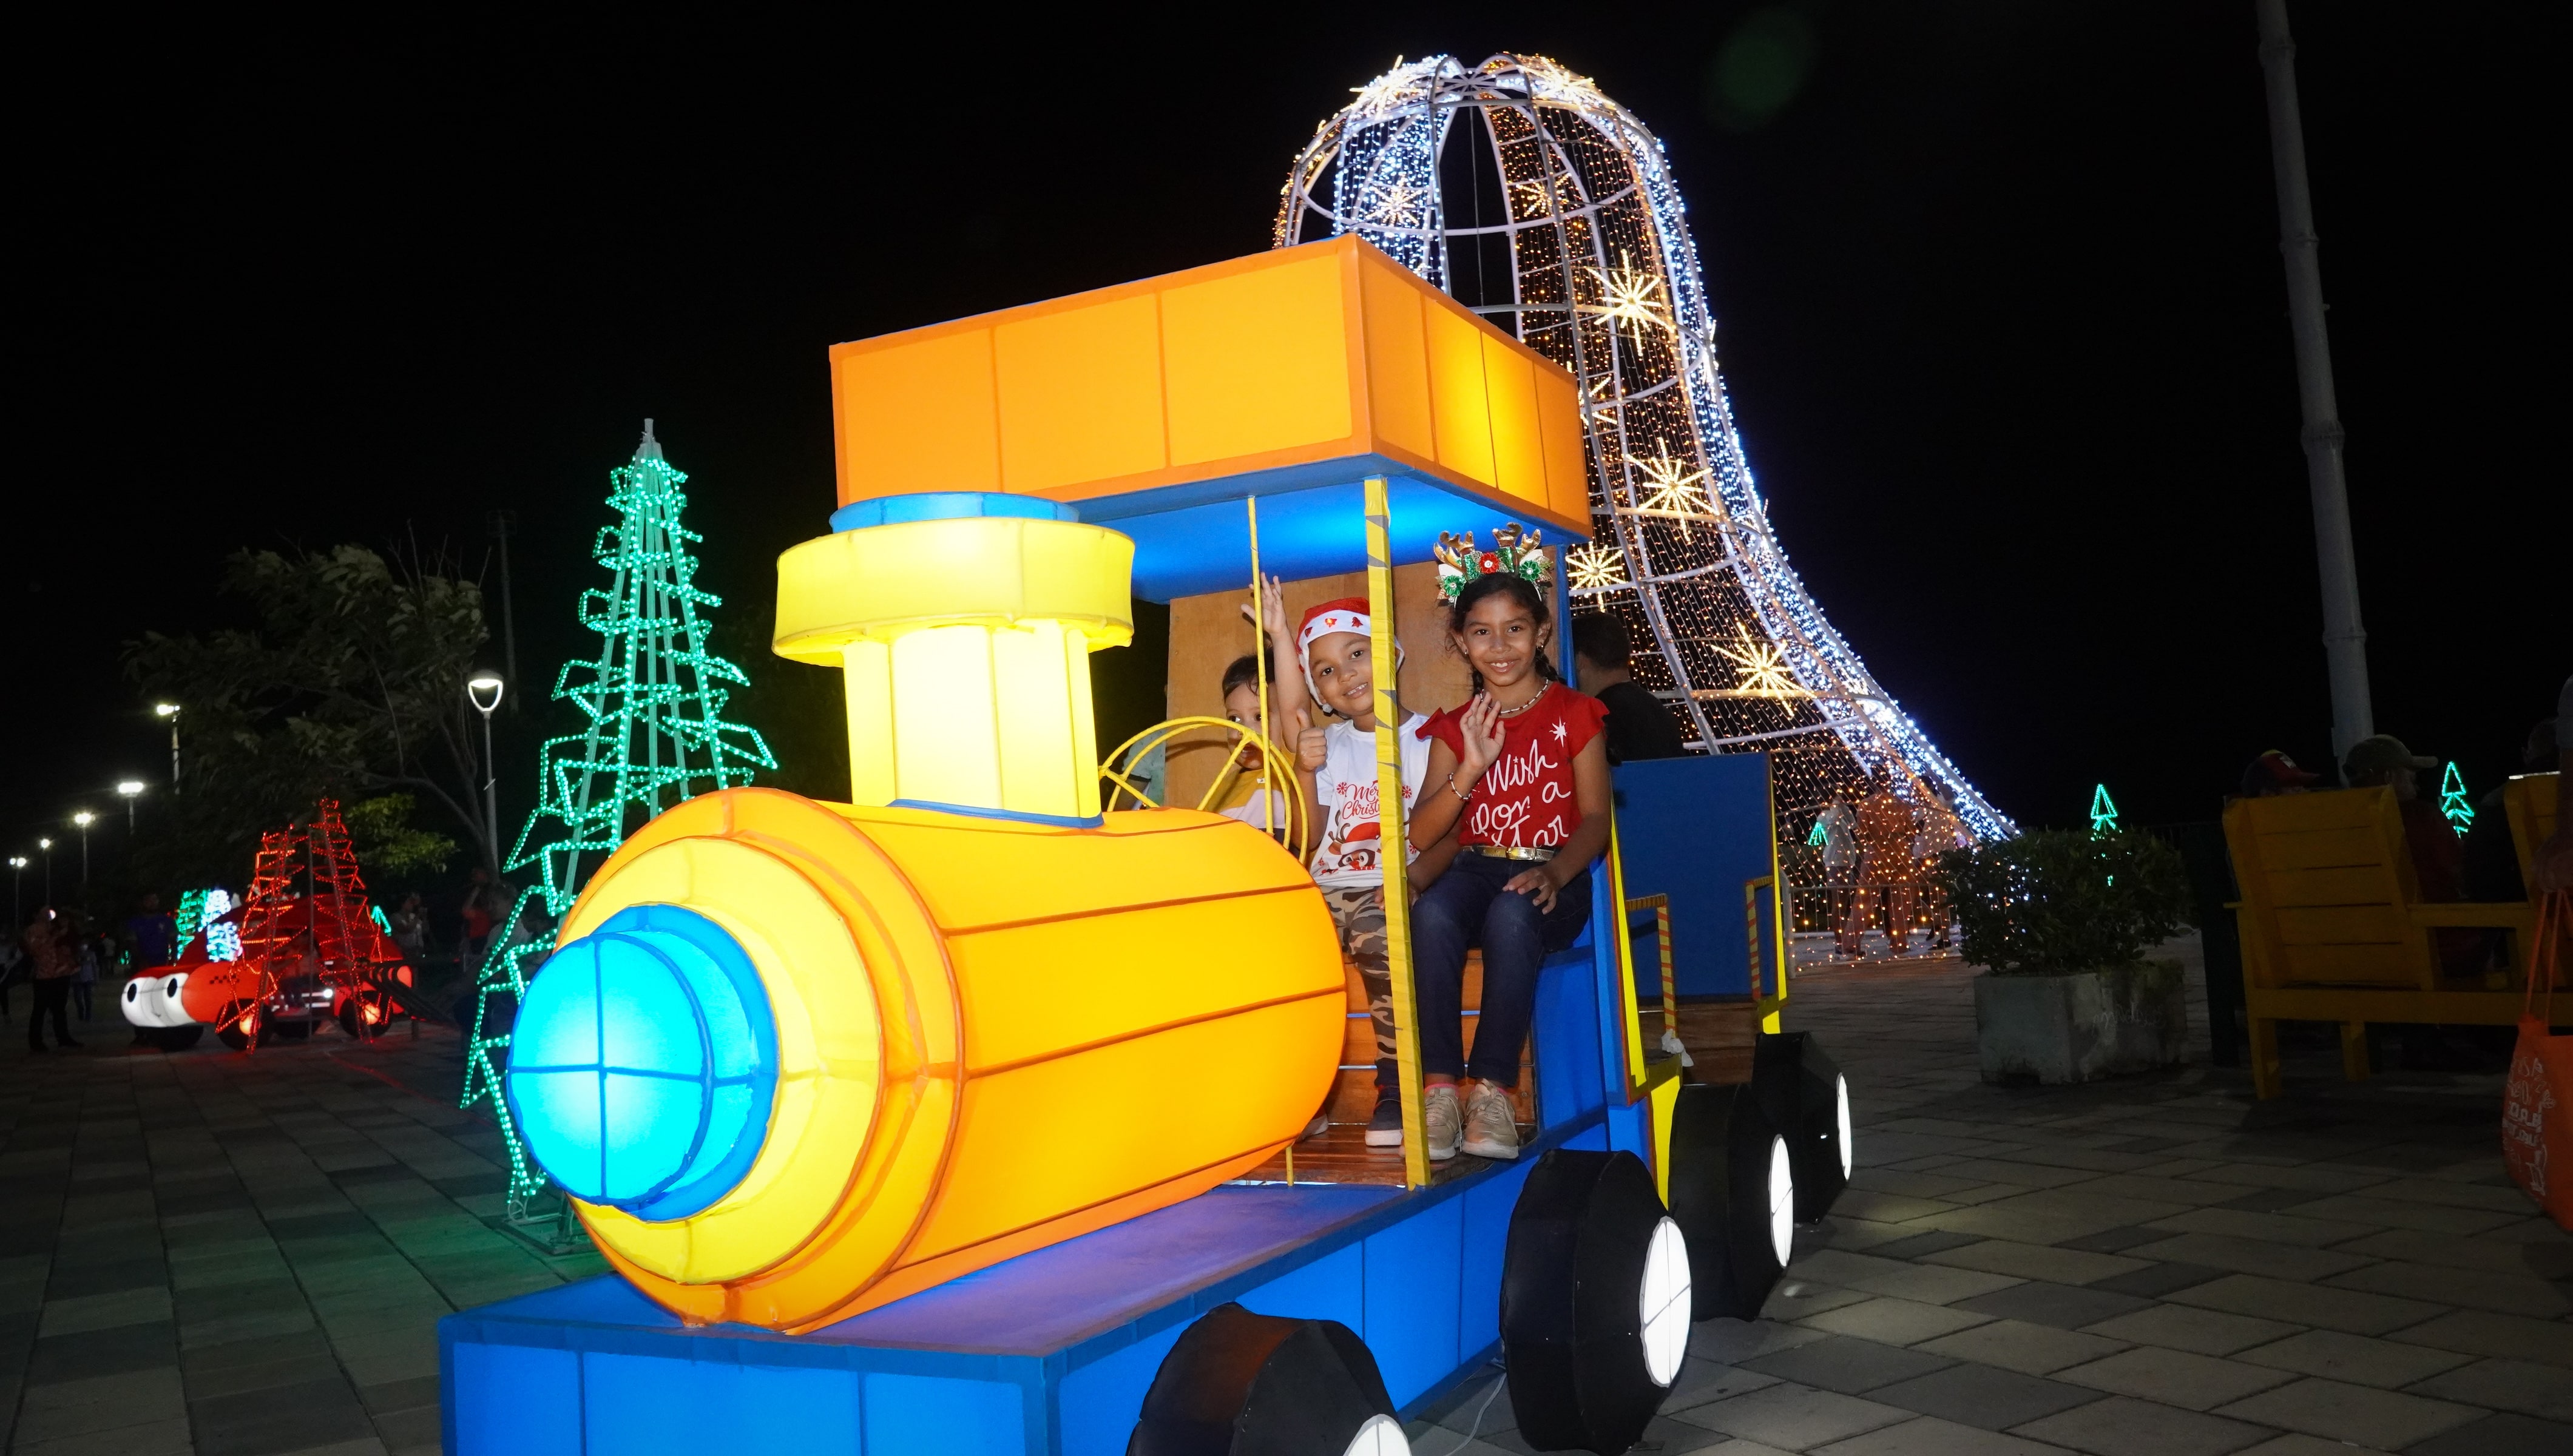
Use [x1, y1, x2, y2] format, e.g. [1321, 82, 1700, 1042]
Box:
[1297, 598, 1374, 656]
[1296, 598, 1398, 710]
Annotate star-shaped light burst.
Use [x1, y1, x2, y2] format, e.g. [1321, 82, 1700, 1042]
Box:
[1631, 443, 1711, 527]
[1718, 631, 1803, 699]
[1370, 178, 1427, 229]
[1550, 719, 1569, 744]
[1589, 249, 1672, 341]
[1519, 56, 1610, 112]
[1566, 542, 1628, 592]
[1351, 57, 1428, 114]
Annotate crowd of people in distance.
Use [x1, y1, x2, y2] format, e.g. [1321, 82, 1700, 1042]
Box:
[3, 894, 180, 1050]
[1813, 769, 1972, 961]
[1210, 584, 1689, 1164]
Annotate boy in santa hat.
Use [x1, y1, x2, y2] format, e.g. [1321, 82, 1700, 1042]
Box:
[1254, 589, 1451, 1151]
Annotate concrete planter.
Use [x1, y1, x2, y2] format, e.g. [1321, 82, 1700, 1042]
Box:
[1974, 960, 2186, 1084]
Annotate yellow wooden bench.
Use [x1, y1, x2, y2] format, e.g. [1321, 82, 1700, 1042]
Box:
[2225, 786, 2537, 1099]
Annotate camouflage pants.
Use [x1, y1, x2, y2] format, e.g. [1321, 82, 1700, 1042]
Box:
[1321, 885, 1398, 1088]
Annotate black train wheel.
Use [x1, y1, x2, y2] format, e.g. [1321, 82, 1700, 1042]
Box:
[1751, 1032, 1851, 1221]
[1500, 1149, 1691, 1454]
[1665, 1084, 1796, 1321]
[1127, 1301, 1405, 1456]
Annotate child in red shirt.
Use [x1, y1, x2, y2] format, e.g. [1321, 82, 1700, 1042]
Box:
[1405, 571, 1613, 1161]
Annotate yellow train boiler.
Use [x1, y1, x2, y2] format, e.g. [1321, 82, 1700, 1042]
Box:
[502, 494, 1345, 1332]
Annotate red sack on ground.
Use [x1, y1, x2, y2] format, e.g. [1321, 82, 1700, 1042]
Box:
[2502, 892, 2573, 1230]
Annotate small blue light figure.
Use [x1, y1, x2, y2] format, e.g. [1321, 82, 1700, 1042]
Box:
[2439, 762, 2473, 836]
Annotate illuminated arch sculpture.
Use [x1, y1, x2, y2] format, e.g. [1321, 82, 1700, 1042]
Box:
[1278, 54, 2013, 841]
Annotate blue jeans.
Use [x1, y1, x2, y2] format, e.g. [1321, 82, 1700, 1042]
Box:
[1412, 853, 1593, 1087]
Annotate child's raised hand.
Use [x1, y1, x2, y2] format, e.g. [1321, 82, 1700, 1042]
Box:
[1458, 694, 1506, 780]
[1293, 708, 1328, 772]
[1242, 574, 1291, 640]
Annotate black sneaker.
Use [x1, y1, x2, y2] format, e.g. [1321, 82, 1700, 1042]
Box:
[1364, 1089, 1404, 1147]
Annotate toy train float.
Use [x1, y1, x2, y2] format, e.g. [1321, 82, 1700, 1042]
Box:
[121, 800, 415, 1050]
[442, 241, 1853, 1456]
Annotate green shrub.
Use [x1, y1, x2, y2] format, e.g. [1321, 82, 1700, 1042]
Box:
[1938, 829, 2192, 976]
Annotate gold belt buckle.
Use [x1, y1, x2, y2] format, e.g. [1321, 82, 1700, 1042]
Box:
[1469, 844, 1557, 862]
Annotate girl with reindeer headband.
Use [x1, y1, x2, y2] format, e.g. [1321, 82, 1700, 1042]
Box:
[1401, 525, 1613, 1162]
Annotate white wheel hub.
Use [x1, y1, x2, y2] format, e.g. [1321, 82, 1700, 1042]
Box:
[1344, 1412, 1411, 1456]
[1767, 1136, 1795, 1266]
[1638, 1216, 1692, 1386]
[1836, 1073, 1854, 1180]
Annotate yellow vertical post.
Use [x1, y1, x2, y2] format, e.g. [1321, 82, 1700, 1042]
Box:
[1366, 477, 1430, 1189]
[1764, 760, 1787, 1034]
[1248, 496, 1274, 840]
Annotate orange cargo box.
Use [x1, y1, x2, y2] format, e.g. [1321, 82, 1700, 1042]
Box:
[827, 237, 1591, 599]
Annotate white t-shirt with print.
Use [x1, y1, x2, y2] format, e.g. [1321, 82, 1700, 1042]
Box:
[1310, 713, 1433, 890]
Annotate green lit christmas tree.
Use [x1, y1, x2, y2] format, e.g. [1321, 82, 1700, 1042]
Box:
[2440, 761, 2473, 836]
[2089, 784, 2120, 835]
[462, 422, 774, 1208]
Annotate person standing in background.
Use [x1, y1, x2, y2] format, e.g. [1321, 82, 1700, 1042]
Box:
[389, 892, 429, 964]
[1569, 613, 1688, 765]
[1845, 765, 1924, 958]
[23, 908, 79, 1050]
[0, 927, 22, 1022]
[2535, 676, 2573, 896]
[70, 918, 100, 1023]
[459, 868, 498, 979]
[1915, 787, 1967, 949]
[125, 893, 174, 971]
[1818, 795, 1859, 954]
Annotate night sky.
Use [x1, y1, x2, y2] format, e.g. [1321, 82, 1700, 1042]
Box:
[10, 3, 2557, 878]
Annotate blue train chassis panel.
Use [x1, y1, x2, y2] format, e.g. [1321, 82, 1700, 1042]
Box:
[442, 1116, 1609, 1455]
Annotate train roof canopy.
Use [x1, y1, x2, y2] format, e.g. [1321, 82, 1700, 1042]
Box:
[825, 237, 1591, 599]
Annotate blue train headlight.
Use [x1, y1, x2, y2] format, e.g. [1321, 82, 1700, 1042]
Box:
[505, 904, 779, 1221]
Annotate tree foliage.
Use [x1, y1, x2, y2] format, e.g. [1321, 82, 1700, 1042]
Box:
[1938, 829, 2193, 976]
[123, 545, 494, 887]
[345, 793, 458, 877]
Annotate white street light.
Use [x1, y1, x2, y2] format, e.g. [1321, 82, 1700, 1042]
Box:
[8, 854, 25, 925]
[37, 837, 52, 906]
[155, 703, 183, 793]
[467, 674, 505, 870]
[72, 812, 95, 892]
[118, 779, 146, 831]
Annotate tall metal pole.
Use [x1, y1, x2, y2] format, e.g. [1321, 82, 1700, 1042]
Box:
[2256, 0, 2373, 772]
[481, 712, 501, 871]
[489, 511, 522, 716]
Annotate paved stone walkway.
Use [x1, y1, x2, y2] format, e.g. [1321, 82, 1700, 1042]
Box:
[1415, 936, 2573, 1454]
[1, 1025, 602, 1456]
[8, 935, 2568, 1455]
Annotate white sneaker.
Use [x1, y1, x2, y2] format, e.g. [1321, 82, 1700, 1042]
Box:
[1461, 1084, 1521, 1161]
[1423, 1085, 1461, 1162]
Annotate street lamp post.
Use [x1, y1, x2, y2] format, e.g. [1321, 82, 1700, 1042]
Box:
[118, 780, 146, 832]
[155, 703, 183, 793]
[8, 855, 25, 926]
[73, 812, 96, 893]
[467, 673, 506, 871]
[38, 838, 52, 905]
